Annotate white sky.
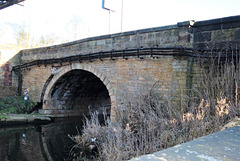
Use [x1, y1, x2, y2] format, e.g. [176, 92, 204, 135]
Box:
[0, 0, 240, 45]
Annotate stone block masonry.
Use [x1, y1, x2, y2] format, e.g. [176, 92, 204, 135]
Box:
[11, 15, 240, 118]
[19, 20, 194, 63]
[193, 15, 240, 49]
[22, 55, 191, 117]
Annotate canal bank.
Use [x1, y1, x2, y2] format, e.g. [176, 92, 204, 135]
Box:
[0, 114, 53, 126]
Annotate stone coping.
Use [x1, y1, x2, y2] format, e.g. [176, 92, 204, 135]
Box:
[18, 15, 240, 55]
[18, 23, 180, 53]
[194, 15, 240, 27]
[130, 125, 240, 161]
[0, 114, 53, 126]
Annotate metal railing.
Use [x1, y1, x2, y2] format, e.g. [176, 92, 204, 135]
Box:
[12, 47, 239, 71]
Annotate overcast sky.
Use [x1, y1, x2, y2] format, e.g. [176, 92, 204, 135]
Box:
[0, 0, 240, 45]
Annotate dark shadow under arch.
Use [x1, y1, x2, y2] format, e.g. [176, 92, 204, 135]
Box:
[49, 69, 111, 114]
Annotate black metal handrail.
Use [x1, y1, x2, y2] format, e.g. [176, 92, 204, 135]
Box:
[12, 47, 239, 71]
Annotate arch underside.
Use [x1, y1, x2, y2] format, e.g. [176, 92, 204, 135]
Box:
[43, 68, 112, 117]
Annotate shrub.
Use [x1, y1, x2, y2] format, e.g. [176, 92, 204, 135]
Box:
[0, 96, 36, 114]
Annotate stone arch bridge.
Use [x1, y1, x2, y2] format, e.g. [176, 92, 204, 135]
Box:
[12, 16, 240, 118]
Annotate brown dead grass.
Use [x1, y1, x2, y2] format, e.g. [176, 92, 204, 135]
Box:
[69, 50, 240, 161]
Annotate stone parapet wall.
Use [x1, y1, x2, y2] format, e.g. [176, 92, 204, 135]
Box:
[193, 15, 240, 49]
[20, 21, 194, 63]
[14, 15, 240, 117]
[18, 15, 240, 65]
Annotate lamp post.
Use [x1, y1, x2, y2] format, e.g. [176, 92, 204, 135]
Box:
[121, 0, 123, 32]
[102, 0, 115, 34]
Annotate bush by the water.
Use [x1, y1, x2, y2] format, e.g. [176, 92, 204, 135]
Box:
[0, 96, 36, 114]
[69, 49, 240, 161]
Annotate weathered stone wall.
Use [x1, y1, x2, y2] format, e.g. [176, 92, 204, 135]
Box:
[19, 21, 193, 63]
[22, 55, 189, 117]
[16, 15, 240, 117]
[21, 65, 52, 101]
[193, 16, 240, 49]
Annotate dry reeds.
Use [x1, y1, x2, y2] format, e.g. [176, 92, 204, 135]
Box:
[70, 48, 239, 161]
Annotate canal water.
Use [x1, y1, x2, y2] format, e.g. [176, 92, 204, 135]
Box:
[0, 117, 84, 161]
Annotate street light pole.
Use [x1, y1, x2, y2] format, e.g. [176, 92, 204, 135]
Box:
[102, 0, 114, 34]
[121, 0, 123, 32]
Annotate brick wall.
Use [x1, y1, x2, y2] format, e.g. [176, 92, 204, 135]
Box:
[0, 46, 22, 97]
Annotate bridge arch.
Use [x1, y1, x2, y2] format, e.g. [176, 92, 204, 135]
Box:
[42, 63, 116, 117]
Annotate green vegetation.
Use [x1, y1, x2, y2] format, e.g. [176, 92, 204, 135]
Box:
[0, 96, 36, 114]
[0, 115, 8, 119]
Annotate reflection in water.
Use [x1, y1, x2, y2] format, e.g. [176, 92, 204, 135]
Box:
[0, 117, 84, 161]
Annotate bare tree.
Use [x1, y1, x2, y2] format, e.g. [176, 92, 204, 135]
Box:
[14, 24, 34, 47]
[38, 35, 57, 46]
[66, 15, 83, 41]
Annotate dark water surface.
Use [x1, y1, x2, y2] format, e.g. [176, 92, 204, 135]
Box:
[0, 117, 84, 161]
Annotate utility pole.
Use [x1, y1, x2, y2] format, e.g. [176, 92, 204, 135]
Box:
[121, 0, 123, 32]
[102, 0, 115, 34]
